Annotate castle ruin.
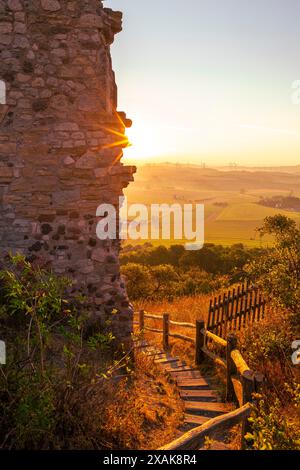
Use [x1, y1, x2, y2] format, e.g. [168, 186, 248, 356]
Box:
[0, 0, 135, 344]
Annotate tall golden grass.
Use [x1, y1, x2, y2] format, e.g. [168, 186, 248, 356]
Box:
[135, 294, 211, 324]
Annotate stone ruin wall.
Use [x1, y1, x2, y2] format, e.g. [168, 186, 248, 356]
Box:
[0, 0, 136, 344]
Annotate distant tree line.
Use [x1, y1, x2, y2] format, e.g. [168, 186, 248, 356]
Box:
[258, 195, 300, 212]
[121, 243, 264, 300]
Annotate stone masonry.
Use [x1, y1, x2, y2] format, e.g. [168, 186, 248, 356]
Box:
[0, 0, 136, 344]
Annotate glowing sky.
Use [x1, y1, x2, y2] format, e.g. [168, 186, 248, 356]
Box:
[105, 0, 300, 166]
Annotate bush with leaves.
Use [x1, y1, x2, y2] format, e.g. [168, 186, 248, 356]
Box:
[245, 393, 300, 450]
[238, 307, 300, 451]
[122, 263, 220, 301]
[0, 255, 119, 449]
[246, 215, 300, 328]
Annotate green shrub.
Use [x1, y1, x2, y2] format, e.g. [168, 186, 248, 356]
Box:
[0, 255, 116, 449]
[246, 215, 300, 328]
[245, 393, 300, 450]
[121, 262, 220, 301]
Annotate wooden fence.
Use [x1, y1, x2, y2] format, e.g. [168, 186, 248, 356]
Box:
[135, 309, 264, 449]
[207, 282, 266, 339]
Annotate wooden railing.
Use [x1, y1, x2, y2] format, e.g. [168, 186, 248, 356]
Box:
[135, 310, 264, 449]
[160, 404, 252, 450]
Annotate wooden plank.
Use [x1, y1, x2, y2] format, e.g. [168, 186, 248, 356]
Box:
[171, 371, 202, 381]
[207, 299, 212, 334]
[234, 285, 240, 330]
[155, 357, 180, 364]
[162, 359, 187, 368]
[211, 297, 217, 335]
[216, 295, 221, 336]
[184, 401, 227, 413]
[184, 414, 210, 426]
[248, 290, 253, 325]
[195, 320, 205, 365]
[170, 370, 203, 379]
[219, 292, 226, 338]
[139, 310, 145, 331]
[204, 330, 227, 348]
[163, 313, 169, 350]
[164, 364, 195, 373]
[180, 389, 218, 400]
[168, 333, 195, 344]
[231, 375, 243, 407]
[177, 378, 210, 388]
[231, 349, 250, 376]
[144, 313, 163, 320]
[160, 404, 252, 450]
[169, 320, 196, 328]
[144, 327, 163, 334]
[229, 288, 235, 332]
[238, 296, 243, 331]
[223, 291, 230, 338]
[252, 289, 258, 323]
[243, 293, 248, 329]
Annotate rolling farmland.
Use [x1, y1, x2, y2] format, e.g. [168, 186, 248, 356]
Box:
[124, 164, 300, 247]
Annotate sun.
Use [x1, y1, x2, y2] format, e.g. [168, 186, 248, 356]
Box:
[124, 123, 164, 161]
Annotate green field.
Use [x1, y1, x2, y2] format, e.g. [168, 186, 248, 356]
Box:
[124, 164, 300, 247]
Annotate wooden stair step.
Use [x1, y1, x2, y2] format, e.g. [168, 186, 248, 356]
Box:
[164, 363, 195, 372]
[184, 401, 227, 411]
[200, 441, 232, 451]
[177, 378, 210, 388]
[184, 401, 227, 416]
[180, 389, 219, 401]
[171, 370, 203, 380]
[184, 414, 210, 425]
[155, 357, 180, 365]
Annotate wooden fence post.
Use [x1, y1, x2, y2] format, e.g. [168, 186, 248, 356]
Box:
[241, 370, 255, 449]
[195, 320, 205, 365]
[163, 313, 169, 351]
[240, 371, 264, 449]
[226, 333, 238, 402]
[139, 310, 145, 334]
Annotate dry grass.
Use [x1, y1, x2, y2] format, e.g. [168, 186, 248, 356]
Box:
[134, 294, 211, 365]
[135, 294, 211, 324]
[134, 294, 240, 449]
[133, 296, 300, 450]
[87, 350, 184, 450]
[237, 307, 300, 401]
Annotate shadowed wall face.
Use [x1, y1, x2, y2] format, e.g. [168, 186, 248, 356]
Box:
[0, 0, 135, 343]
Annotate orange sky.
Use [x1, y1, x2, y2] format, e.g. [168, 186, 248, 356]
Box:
[107, 0, 300, 167]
